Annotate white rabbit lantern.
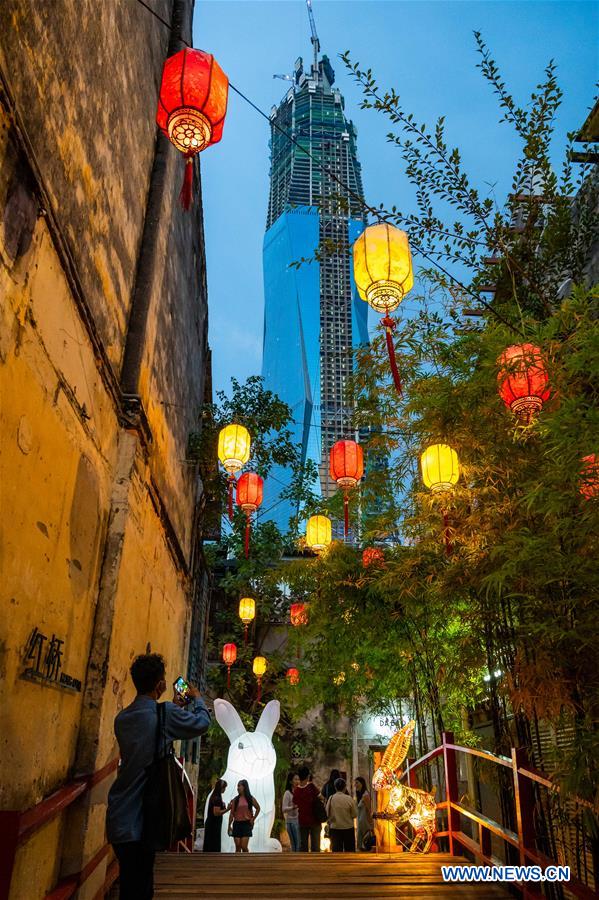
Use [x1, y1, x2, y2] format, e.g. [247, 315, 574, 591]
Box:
[207, 698, 282, 852]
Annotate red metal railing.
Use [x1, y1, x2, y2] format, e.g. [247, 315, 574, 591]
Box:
[401, 732, 596, 900]
[0, 756, 196, 900]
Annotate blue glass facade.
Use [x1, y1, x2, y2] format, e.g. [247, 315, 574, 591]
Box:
[261, 55, 368, 532]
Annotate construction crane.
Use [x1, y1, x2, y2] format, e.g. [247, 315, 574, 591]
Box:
[306, 0, 320, 73]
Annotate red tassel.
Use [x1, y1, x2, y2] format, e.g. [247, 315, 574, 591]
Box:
[442, 511, 452, 556]
[228, 475, 235, 521]
[244, 624, 248, 646]
[344, 493, 349, 538]
[244, 514, 250, 559]
[227, 667, 231, 689]
[257, 678, 262, 703]
[180, 155, 194, 210]
[381, 316, 403, 396]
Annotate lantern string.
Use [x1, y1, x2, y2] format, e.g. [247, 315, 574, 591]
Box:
[134, 0, 193, 47]
[228, 83, 524, 338]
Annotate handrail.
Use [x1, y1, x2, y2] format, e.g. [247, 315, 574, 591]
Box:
[393, 731, 596, 899]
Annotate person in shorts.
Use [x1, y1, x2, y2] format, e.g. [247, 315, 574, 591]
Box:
[227, 779, 260, 852]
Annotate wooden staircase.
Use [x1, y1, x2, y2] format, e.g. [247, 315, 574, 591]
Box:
[154, 851, 510, 898]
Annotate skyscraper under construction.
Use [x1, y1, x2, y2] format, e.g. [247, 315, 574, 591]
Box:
[261, 29, 368, 531]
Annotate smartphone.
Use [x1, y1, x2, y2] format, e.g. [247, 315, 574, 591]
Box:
[173, 676, 191, 701]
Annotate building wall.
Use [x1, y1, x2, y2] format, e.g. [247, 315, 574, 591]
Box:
[0, 1, 211, 897]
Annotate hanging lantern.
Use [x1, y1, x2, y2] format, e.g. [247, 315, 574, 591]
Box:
[222, 643, 237, 688]
[218, 424, 251, 520]
[330, 440, 364, 537]
[286, 667, 300, 686]
[236, 473, 264, 558]
[352, 223, 413, 395]
[290, 602, 308, 627]
[580, 454, 599, 499]
[362, 547, 385, 568]
[238, 597, 256, 644]
[497, 343, 551, 424]
[306, 515, 332, 553]
[252, 656, 267, 702]
[157, 48, 229, 209]
[420, 444, 460, 555]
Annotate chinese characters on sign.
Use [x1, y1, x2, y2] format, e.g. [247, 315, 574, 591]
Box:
[22, 627, 81, 692]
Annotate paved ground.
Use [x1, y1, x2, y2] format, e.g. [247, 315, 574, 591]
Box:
[154, 851, 510, 898]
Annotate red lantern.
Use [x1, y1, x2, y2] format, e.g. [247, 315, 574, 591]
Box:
[290, 603, 308, 626]
[362, 547, 385, 568]
[497, 343, 551, 423]
[287, 667, 300, 686]
[157, 48, 228, 209]
[236, 472, 264, 558]
[330, 440, 364, 536]
[222, 642, 237, 688]
[580, 454, 599, 499]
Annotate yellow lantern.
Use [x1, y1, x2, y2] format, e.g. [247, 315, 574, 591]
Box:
[353, 223, 413, 314]
[420, 444, 459, 493]
[239, 597, 256, 644]
[253, 655, 267, 701]
[218, 424, 251, 518]
[306, 515, 332, 553]
[217, 424, 250, 474]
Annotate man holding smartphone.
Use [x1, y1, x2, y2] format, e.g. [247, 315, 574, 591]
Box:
[106, 653, 211, 900]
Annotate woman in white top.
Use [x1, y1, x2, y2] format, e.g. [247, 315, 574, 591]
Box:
[282, 772, 300, 851]
[355, 776, 374, 851]
[326, 777, 358, 852]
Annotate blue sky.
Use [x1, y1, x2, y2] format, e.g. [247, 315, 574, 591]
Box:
[194, 1, 598, 396]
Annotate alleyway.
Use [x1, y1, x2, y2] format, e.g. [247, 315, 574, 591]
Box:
[154, 852, 510, 898]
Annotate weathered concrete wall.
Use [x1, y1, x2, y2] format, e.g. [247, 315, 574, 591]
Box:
[0, 0, 212, 895]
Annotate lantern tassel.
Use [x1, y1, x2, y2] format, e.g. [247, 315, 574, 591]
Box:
[228, 475, 235, 520]
[244, 514, 250, 559]
[344, 493, 349, 538]
[180, 155, 194, 210]
[442, 511, 452, 556]
[382, 316, 403, 396]
[227, 667, 231, 689]
[244, 623, 248, 645]
[257, 678, 262, 703]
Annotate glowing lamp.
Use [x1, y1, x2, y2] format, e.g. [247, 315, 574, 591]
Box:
[362, 547, 385, 568]
[218, 424, 251, 519]
[497, 343, 550, 423]
[239, 597, 256, 643]
[236, 472, 264, 558]
[330, 440, 364, 536]
[306, 515, 332, 553]
[353, 223, 413, 313]
[252, 656, 267, 702]
[290, 602, 308, 627]
[580, 454, 599, 499]
[222, 643, 237, 688]
[157, 49, 228, 209]
[286, 667, 300, 686]
[420, 444, 460, 493]
[420, 444, 459, 555]
[352, 224, 413, 395]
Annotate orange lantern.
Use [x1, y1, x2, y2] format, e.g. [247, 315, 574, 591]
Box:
[157, 48, 229, 209]
[222, 643, 237, 688]
[236, 473, 264, 558]
[330, 440, 364, 536]
[290, 602, 308, 626]
[497, 343, 551, 423]
[287, 667, 300, 686]
[580, 454, 599, 499]
[362, 547, 385, 568]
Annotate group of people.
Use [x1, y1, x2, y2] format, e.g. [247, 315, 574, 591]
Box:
[282, 767, 374, 853]
[204, 778, 261, 852]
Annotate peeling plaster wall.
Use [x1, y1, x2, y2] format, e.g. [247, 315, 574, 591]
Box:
[0, 0, 210, 895]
